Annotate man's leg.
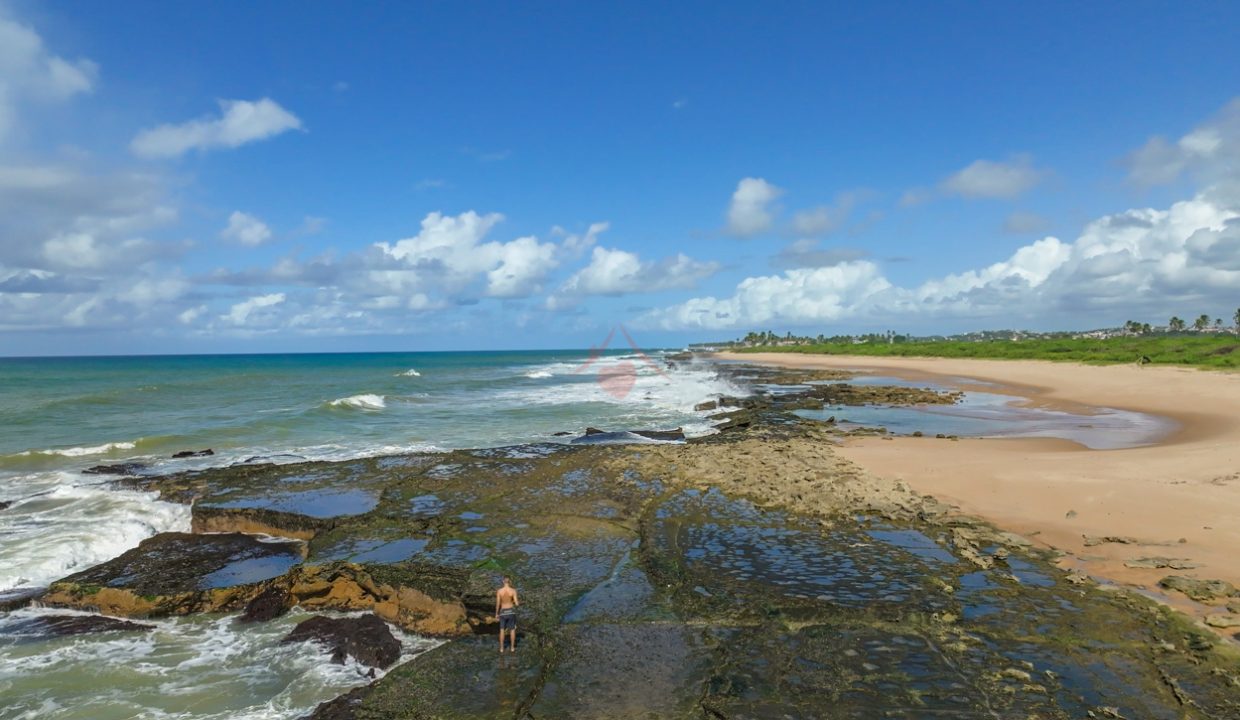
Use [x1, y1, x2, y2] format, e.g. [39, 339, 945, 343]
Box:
[509, 624, 516, 651]
[499, 626, 505, 653]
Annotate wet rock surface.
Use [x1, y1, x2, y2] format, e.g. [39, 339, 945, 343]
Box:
[171, 448, 215, 458]
[48, 531, 305, 598]
[282, 613, 401, 668]
[239, 585, 291, 622]
[20, 613, 155, 637]
[82, 461, 148, 476]
[0, 587, 45, 611]
[35, 359, 1240, 718]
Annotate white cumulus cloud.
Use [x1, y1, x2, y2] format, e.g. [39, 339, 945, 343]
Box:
[726, 177, 782, 236]
[643, 191, 1240, 331]
[0, 10, 97, 141]
[554, 246, 718, 303]
[130, 98, 302, 159]
[221, 211, 273, 246]
[940, 154, 1046, 199]
[1128, 98, 1240, 188]
[375, 210, 561, 299]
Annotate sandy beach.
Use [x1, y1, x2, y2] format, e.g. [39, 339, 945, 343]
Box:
[718, 351, 1240, 625]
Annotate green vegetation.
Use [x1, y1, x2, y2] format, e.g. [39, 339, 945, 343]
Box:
[736, 334, 1240, 369]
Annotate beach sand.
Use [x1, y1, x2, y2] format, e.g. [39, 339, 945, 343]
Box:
[717, 352, 1240, 626]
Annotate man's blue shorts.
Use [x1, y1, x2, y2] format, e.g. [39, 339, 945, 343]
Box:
[499, 609, 516, 630]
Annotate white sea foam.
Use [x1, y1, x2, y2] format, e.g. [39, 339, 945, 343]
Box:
[0, 478, 191, 591]
[19, 441, 138, 457]
[524, 370, 553, 379]
[496, 356, 748, 438]
[397, 368, 421, 377]
[0, 608, 440, 720]
[327, 394, 387, 410]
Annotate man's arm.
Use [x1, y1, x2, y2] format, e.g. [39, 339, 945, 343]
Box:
[495, 591, 501, 617]
[513, 589, 519, 607]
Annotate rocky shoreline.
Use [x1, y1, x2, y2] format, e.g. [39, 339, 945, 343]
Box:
[9, 359, 1240, 718]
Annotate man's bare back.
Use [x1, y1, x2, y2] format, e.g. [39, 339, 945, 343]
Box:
[496, 576, 519, 653]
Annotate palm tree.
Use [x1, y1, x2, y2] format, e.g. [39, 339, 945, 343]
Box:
[1193, 314, 1210, 331]
[1234, 307, 1240, 333]
[1169, 316, 1186, 332]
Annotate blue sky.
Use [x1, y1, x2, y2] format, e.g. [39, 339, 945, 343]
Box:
[2, 1, 1239, 355]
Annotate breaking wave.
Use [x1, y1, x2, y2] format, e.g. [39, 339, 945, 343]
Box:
[327, 394, 387, 411]
[18, 441, 137, 458]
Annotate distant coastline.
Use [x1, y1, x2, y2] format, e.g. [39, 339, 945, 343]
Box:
[720, 333, 1240, 370]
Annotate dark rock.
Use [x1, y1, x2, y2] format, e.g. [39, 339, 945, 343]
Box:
[632, 427, 685, 442]
[1124, 557, 1199, 570]
[1158, 576, 1237, 602]
[82, 462, 148, 476]
[238, 453, 306, 465]
[694, 400, 719, 411]
[239, 585, 291, 622]
[282, 613, 401, 668]
[302, 684, 374, 720]
[573, 427, 685, 444]
[171, 448, 214, 459]
[710, 409, 754, 431]
[31, 614, 155, 636]
[0, 500, 11, 510]
[1083, 535, 1139, 547]
[0, 587, 46, 611]
[47, 531, 304, 600]
[552, 431, 573, 436]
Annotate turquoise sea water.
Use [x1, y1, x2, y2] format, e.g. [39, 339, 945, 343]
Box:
[0, 349, 740, 592]
[0, 350, 734, 469]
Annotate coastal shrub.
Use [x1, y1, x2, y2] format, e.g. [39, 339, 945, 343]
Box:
[738, 335, 1240, 369]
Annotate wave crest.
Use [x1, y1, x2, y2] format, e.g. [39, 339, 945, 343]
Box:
[19, 441, 138, 458]
[396, 369, 421, 377]
[328, 394, 387, 410]
[524, 370, 553, 379]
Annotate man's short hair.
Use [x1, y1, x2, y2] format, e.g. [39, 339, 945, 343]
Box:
[502, 575, 511, 584]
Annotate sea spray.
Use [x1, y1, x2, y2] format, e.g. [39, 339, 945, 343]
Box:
[0, 480, 191, 591]
[0, 608, 440, 720]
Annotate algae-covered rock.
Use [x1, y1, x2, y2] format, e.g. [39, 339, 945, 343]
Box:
[44, 532, 305, 616]
[354, 636, 544, 719]
[1204, 614, 1240, 629]
[282, 613, 401, 668]
[1159, 575, 1237, 602]
[44, 531, 482, 635]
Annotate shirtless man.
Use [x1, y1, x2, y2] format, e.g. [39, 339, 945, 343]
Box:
[495, 576, 519, 653]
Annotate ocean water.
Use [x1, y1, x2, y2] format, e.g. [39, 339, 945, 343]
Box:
[0, 350, 742, 591]
[0, 349, 743, 719]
